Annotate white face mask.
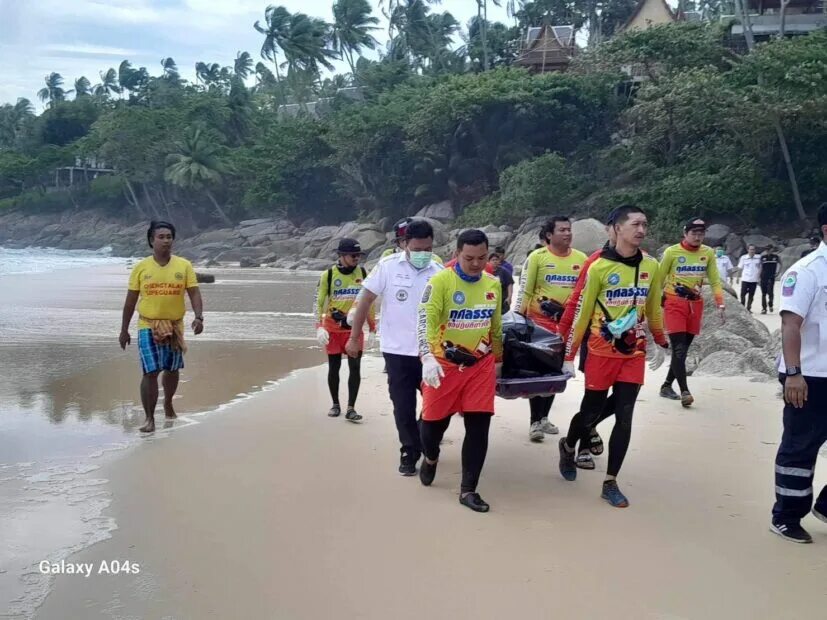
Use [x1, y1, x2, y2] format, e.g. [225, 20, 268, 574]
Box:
[409, 251, 432, 269]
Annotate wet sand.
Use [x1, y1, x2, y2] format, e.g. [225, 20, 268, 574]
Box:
[36, 357, 826, 620]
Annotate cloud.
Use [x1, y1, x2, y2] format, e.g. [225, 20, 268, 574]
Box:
[43, 44, 141, 59]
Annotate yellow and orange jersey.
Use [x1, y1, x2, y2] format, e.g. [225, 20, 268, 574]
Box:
[659, 242, 724, 306]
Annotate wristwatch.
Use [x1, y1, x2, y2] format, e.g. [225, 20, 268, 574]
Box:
[785, 366, 801, 377]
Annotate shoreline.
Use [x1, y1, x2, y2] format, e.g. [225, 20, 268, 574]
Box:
[35, 356, 827, 620]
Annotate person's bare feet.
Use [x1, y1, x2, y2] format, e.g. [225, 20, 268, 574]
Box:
[163, 401, 177, 419]
[139, 418, 155, 433]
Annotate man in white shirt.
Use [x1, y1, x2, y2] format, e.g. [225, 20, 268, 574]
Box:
[770, 204, 827, 544]
[715, 246, 734, 285]
[737, 244, 762, 312]
[346, 220, 443, 476]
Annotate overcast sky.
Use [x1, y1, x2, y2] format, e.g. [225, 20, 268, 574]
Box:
[0, 0, 513, 108]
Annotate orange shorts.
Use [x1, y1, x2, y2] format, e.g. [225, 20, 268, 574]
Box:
[422, 355, 496, 421]
[584, 353, 645, 391]
[664, 296, 704, 336]
[326, 330, 363, 356]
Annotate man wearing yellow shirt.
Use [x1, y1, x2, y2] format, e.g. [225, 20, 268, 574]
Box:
[516, 216, 587, 441]
[658, 218, 726, 407]
[119, 221, 203, 433]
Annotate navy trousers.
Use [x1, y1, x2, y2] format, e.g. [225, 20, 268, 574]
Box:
[773, 376, 827, 525]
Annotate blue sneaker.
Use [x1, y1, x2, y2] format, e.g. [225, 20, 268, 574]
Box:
[601, 480, 629, 508]
[558, 438, 577, 481]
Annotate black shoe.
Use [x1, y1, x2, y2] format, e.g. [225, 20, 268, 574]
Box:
[660, 385, 680, 400]
[770, 521, 813, 544]
[812, 505, 827, 524]
[399, 451, 419, 476]
[558, 438, 577, 481]
[459, 492, 490, 513]
[769, 306, 774, 313]
[345, 407, 362, 423]
[761, 309, 767, 315]
[419, 458, 437, 486]
[328, 404, 341, 417]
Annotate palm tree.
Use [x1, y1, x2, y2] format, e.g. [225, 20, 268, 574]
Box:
[94, 68, 121, 99]
[37, 73, 67, 107]
[255, 5, 292, 81]
[160, 57, 182, 84]
[332, 0, 380, 76]
[73, 76, 92, 98]
[164, 126, 233, 226]
[195, 62, 222, 87]
[475, 0, 502, 70]
[234, 51, 254, 79]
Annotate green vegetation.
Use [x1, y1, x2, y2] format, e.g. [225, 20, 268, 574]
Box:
[0, 2, 825, 231]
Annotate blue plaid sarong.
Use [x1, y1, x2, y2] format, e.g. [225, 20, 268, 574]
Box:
[138, 328, 185, 375]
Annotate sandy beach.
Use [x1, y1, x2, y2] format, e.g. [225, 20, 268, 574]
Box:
[34, 353, 826, 620]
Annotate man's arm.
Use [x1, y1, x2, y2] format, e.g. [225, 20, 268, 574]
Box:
[515, 253, 536, 315]
[187, 286, 204, 334]
[313, 271, 328, 326]
[565, 266, 601, 361]
[645, 263, 668, 347]
[491, 281, 504, 362]
[119, 290, 139, 349]
[349, 288, 379, 338]
[657, 246, 675, 290]
[417, 278, 443, 358]
[705, 248, 725, 307]
[781, 311, 807, 408]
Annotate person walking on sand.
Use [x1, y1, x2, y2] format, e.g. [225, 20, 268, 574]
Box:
[760, 245, 781, 315]
[770, 204, 827, 544]
[559, 206, 667, 507]
[418, 229, 503, 513]
[737, 245, 761, 312]
[516, 217, 587, 442]
[119, 221, 203, 433]
[658, 218, 726, 407]
[715, 247, 734, 286]
[314, 238, 376, 423]
[346, 220, 442, 476]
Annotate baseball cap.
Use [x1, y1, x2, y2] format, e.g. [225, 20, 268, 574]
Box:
[683, 218, 706, 232]
[393, 217, 413, 240]
[337, 238, 365, 254]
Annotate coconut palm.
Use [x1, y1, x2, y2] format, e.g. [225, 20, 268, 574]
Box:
[234, 51, 254, 79]
[94, 68, 121, 98]
[74, 76, 92, 98]
[164, 125, 233, 226]
[160, 57, 182, 85]
[37, 73, 67, 107]
[281, 14, 338, 75]
[255, 5, 292, 81]
[195, 61, 222, 87]
[475, 0, 503, 70]
[332, 0, 380, 76]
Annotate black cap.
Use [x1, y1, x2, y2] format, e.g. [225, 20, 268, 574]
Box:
[337, 238, 365, 254]
[683, 217, 706, 233]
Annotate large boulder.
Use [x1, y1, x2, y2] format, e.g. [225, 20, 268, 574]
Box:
[317, 222, 385, 257]
[725, 233, 745, 259]
[742, 233, 775, 252]
[705, 224, 731, 247]
[779, 244, 809, 272]
[213, 247, 271, 263]
[572, 218, 607, 255]
[702, 284, 770, 348]
[416, 200, 454, 222]
[506, 231, 541, 265]
[487, 231, 512, 250]
[239, 257, 260, 268]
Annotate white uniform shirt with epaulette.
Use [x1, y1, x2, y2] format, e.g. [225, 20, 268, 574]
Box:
[778, 241, 827, 377]
[362, 252, 443, 356]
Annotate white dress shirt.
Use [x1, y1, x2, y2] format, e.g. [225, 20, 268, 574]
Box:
[738, 254, 762, 283]
[362, 252, 442, 356]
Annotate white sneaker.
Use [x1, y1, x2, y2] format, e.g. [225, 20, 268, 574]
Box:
[529, 421, 545, 442]
[539, 417, 559, 435]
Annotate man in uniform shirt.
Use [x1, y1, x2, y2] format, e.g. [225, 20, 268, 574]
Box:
[120, 221, 204, 433]
[516, 216, 587, 441]
[760, 245, 781, 314]
[770, 204, 827, 544]
[418, 229, 503, 513]
[658, 218, 726, 407]
[559, 206, 667, 508]
[314, 238, 376, 423]
[715, 247, 734, 286]
[737, 245, 762, 312]
[346, 220, 442, 475]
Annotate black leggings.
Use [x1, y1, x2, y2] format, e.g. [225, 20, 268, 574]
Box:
[576, 393, 616, 453]
[529, 396, 555, 423]
[327, 354, 362, 407]
[565, 383, 639, 477]
[421, 414, 492, 494]
[664, 333, 695, 393]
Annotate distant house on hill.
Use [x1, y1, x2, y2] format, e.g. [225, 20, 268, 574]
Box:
[726, 0, 827, 51]
[53, 156, 114, 189]
[617, 0, 679, 34]
[514, 24, 577, 73]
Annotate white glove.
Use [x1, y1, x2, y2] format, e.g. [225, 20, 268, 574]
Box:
[366, 331, 376, 350]
[562, 360, 576, 379]
[422, 353, 445, 389]
[316, 326, 329, 346]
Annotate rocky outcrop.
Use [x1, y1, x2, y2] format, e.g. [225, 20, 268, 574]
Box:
[704, 224, 731, 247]
[415, 201, 454, 222]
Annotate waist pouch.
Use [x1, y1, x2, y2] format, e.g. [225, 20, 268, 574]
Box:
[444, 346, 478, 367]
[539, 298, 565, 322]
[330, 309, 351, 330]
[674, 285, 701, 301]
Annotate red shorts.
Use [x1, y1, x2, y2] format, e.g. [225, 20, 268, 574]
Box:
[584, 354, 645, 391]
[326, 330, 363, 355]
[422, 355, 495, 421]
[664, 296, 704, 336]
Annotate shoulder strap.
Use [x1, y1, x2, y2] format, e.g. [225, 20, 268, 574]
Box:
[361, 266, 367, 279]
[597, 261, 641, 322]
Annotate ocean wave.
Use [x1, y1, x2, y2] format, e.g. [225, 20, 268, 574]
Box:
[0, 247, 124, 276]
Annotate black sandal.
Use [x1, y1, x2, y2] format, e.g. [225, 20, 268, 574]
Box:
[589, 430, 604, 456]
